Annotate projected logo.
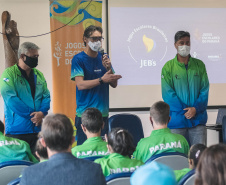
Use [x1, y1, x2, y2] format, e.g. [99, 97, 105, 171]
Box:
[127, 25, 168, 68]
[143, 35, 156, 53]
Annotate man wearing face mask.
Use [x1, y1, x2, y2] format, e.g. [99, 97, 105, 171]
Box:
[0, 42, 50, 153]
[71, 25, 122, 145]
[161, 31, 209, 145]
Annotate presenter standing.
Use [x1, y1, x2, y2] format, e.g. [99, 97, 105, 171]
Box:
[161, 31, 209, 145]
[0, 42, 50, 152]
[71, 25, 121, 145]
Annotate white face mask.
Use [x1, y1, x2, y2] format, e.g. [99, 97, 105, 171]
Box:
[88, 41, 101, 52]
[178, 45, 190, 57]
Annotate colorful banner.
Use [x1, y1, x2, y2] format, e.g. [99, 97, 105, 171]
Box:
[50, 0, 102, 121]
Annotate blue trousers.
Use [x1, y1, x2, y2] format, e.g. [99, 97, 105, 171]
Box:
[75, 116, 109, 145]
[170, 125, 207, 146]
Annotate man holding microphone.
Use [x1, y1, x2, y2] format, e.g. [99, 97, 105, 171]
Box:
[71, 25, 122, 145]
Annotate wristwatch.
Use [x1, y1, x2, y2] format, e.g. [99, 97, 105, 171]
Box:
[99, 77, 104, 85]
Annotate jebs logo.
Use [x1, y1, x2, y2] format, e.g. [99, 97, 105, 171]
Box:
[143, 35, 156, 53]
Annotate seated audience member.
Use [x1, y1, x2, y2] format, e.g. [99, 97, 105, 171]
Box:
[0, 121, 38, 163]
[133, 101, 189, 163]
[130, 161, 177, 185]
[95, 128, 143, 177]
[20, 114, 106, 185]
[195, 144, 226, 185]
[72, 108, 108, 158]
[35, 134, 48, 162]
[174, 143, 206, 182]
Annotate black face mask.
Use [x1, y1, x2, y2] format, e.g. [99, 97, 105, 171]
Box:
[23, 55, 38, 68]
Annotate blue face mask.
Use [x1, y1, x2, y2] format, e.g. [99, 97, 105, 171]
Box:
[24, 55, 38, 68]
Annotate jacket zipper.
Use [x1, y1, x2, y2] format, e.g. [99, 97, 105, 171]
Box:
[186, 65, 194, 127]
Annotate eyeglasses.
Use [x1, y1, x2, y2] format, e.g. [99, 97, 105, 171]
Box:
[88, 37, 104, 42]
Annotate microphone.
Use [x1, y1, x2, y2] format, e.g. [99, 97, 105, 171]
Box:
[99, 48, 104, 57]
[99, 48, 111, 71]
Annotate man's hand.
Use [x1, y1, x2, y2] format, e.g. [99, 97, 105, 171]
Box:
[102, 54, 112, 71]
[184, 107, 196, 119]
[30, 111, 44, 126]
[102, 70, 122, 83]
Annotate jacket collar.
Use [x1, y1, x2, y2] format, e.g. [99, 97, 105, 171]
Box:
[174, 54, 193, 67]
[14, 64, 38, 77]
[49, 152, 75, 161]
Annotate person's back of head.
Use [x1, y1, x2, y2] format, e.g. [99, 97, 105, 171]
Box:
[188, 143, 206, 169]
[35, 134, 48, 161]
[41, 114, 74, 152]
[131, 161, 176, 185]
[150, 101, 170, 127]
[195, 144, 226, 185]
[81, 108, 103, 134]
[107, 127, 135, 157]
[0, 120, 4, 133]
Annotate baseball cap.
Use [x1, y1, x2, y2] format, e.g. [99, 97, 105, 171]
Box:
[130, 162, 177, 185]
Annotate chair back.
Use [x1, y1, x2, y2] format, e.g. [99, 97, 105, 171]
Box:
[0, 160, 33, 185]
[222, 116, 226, 143]
[106, 172, 132, 185]
[83, 156, 103, 162]
[178, 169, 195, 185]
[108, 114, 144, 146]
[145, 152, 189, 170]
[7, 177, 21, 185]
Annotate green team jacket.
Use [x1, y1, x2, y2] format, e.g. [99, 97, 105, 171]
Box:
[95, 153, 144, 177]
[133, 128, 189, 163]
[71, 137, 108, 158]
[0, 64, 50, 134]
[0, 132, 38, 163]
[174, 168, 191, 182]
[161, 55, 209, 129]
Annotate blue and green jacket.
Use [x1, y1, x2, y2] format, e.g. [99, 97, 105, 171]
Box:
[0, 64, 50, 134]
[161, 55, 209, 129]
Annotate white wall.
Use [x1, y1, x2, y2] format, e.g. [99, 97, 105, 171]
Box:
[0, 0, 52, 121]
[0, 0, 221, 146]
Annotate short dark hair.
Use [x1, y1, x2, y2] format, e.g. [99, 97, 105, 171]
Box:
[41, 114, 73, 152]
[195, 144, 226, 185]
[150, 101, 170, 125]
[82, 108, 103, 133]
[83, 25, 103, 46]
[174, 31, 190, 43]
[0, 120, 4, 133]
[107, 127, 135, 157]
[188, 144, 207, 167]
[35, 136, 48, 160]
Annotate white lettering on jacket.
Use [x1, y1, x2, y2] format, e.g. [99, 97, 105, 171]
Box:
[110, 166, 139, 174]
[0, 140, 20, 147]
[149, 140, 182, 154]
[76, 150, 109, 157]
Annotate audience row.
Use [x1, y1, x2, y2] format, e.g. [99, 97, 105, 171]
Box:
[0, 101, 226, 185]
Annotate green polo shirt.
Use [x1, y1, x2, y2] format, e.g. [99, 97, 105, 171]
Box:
[0, 132, 38, 163]
[71, 136, 108, 158]
[95, 153, 144, 177]
[133, 128, 189, 162]
[174, 168, 191, 182]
